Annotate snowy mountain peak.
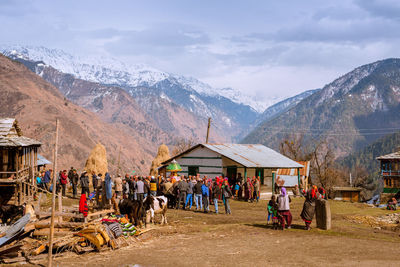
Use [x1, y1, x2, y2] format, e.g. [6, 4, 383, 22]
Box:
[1, 45, 267, 112]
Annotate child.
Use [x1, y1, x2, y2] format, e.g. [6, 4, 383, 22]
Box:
[234, 182, 240, 199]
[267, 195, 275, 224]
[267, 195, 279, 229]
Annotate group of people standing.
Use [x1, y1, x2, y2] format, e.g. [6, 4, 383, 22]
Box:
[161, 175, 233, 215]
[267, 185, 326, 230]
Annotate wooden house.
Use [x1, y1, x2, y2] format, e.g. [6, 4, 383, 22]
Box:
[0, 118, 41, 204]
[377, 149, 400, 194]
[332, 187, 362, 202]
[160, 143, 302, 186]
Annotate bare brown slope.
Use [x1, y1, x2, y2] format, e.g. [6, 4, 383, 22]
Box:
[39, 66, 225, 143]
[0, 54, 153, 174]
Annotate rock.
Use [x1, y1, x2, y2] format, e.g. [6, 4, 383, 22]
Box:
[85, 143, 108, 179]
[149, 144, 170, 176]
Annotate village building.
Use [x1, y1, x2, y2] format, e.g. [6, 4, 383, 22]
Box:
[0, 118, 41, 205]
[332, 187, 362, 202]
[377, 149, 400, 194]
[160, 143, 302, 187]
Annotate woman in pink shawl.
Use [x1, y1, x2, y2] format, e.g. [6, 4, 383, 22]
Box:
[277, 187, 292, 230]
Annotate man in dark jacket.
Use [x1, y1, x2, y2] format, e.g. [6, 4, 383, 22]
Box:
[194, 180, 203, 210]
[212, 182, 221, 214]
[43, 169, 52, 191]
[92, 171, 98, 191]
[80, 171, 90, 196]
[68, 167, 74, 187]
[222, 180, 233, 214]
[177, 177, 189, 210]
[70, 169, 79, 198]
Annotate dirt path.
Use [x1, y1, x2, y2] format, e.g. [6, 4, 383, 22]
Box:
[54, 199, 400, 267]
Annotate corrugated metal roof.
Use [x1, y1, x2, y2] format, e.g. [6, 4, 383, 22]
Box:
[277, 161, 310, 176]
[163, 143, 302, 168]
[377, 151, 400, 160]
[203, 144, 303, 168]
[37, 154, 51, 165]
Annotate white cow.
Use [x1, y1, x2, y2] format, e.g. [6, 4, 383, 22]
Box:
[144, 195, 168, 225]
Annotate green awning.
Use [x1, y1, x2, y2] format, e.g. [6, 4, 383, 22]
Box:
[166, 159, 182, 172]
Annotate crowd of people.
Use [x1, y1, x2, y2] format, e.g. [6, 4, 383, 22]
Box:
[35, 169, 267, 215]
[36, 167, 330, 230]
[267, 185, 327, 230]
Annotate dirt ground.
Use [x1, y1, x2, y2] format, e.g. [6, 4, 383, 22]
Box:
[48, 197, 400, 267]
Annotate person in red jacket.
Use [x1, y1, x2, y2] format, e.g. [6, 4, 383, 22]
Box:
[60, 170, 68, 196]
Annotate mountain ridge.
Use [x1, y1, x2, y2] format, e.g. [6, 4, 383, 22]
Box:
[242, 58, 400, 158]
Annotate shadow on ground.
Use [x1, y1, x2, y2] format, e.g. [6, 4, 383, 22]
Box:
[246, 223, 306, 230]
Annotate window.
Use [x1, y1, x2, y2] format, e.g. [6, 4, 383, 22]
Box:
[188, 166, 199, 176]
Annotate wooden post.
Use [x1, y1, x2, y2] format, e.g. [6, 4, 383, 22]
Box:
[48, 119, 59, 267]
[14, 184, 18, 205]
[21, 182, 25, 204]
[205, 117, 211, 144]
[272, 171, 276, 194]
[297, 168, 301, 188]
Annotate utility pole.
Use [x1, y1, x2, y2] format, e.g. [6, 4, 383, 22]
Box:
[117, 146, 121, 176]
[206, 117, 211, 144]
[48, 119, 59, 267]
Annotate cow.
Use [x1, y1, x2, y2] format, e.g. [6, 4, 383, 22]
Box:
[143, 196, 168, 225]
[118, 199, 145, 227]
[0, 204, 25, 224]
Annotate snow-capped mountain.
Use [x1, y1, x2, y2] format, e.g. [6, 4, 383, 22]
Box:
[243, 58, 400, 157]
[1, 45, 267, 112]
[2, 45, 263, 142]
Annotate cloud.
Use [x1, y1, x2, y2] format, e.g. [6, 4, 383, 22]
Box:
[100, 24, 210, 59]
[355, 0, 400, 20]
[0, 0, 35, 17]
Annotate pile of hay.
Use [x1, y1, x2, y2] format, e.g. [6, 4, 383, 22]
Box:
[85, 143, 108, 179]
[149, 144, 170, 176]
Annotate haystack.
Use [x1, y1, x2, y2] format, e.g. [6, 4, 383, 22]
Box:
[149, 144, 170, 176]
[85, 143, 108, 178]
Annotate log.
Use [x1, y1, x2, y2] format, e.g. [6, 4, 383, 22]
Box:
[36, 211, 84, 219]
[32, 228, 72, 237]
[87, 209, 115, 219]
[34, 222, 84, 229]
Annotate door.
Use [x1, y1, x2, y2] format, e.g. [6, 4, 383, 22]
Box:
[342, 192, 351, 201]
[227, 167, 237, 185]
[256, 168, 264, 185]
[351, 192, 359, 202]
[188, 166, 199, 176]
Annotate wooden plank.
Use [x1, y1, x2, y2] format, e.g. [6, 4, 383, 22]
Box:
[34, 222, 84, 229]
[33, 228, 71, 237]
[36, 211, 84, 219]
[87, 209, 115, 219]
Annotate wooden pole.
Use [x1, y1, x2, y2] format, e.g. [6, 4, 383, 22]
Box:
[58, 191, 63, 222]
[117, 146, 121, 176]
[48, 119, 59, 267]
[205, 117, 211, 144]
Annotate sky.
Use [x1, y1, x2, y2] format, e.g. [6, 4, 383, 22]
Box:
[1, 0, 400, 103]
